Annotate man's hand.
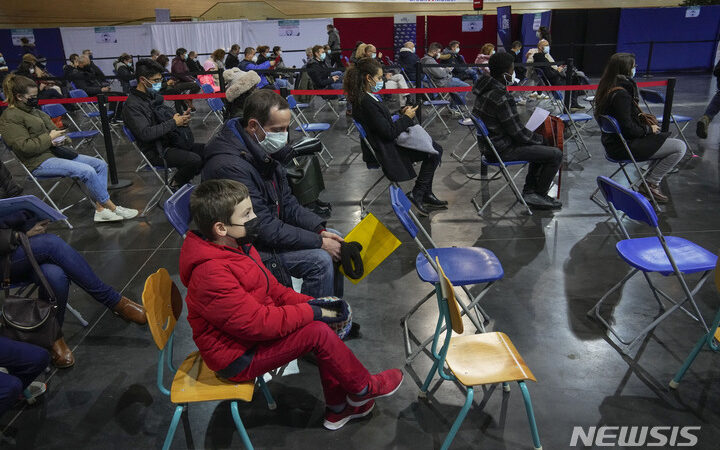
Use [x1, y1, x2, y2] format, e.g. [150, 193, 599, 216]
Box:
[101, 86, 111, 92]
[651, 124, 660, 134]
[437, 53, 452, 60]
[321, 230, 344, 243]
[167, 79, 176, 86]
[331, 75, 339, 82]
[321, 237, 342, 262]
[270, 60, 277, 67]
[173, 113, 191, 127]
[403, 105, 418, 119]
[26, 220, 50, 238]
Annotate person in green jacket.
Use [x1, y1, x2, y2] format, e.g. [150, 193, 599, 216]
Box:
[0, 74, 138, 222]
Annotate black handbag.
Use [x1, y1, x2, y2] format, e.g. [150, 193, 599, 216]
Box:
[50, 145, 79, 160]
[1, 232, 61, 349]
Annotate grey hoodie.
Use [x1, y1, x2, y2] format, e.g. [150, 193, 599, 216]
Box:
[420, 54, 452, 86]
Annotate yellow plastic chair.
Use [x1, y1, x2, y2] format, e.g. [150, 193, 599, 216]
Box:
[419, 258, 542, 450]
[143, 268, 276, 450]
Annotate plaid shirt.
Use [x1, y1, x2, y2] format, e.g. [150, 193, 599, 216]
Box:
[471, 75, 543, 153]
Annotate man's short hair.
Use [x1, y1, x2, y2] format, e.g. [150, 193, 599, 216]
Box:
[489, 52, 515, 79]
[190, 179, 250, 238]
[176, 47, 187, 57]
[449, 40, 460, 48]
[156, 54, 169, 67]
[68, 53, 79, 63]
[244, 47, 255, 57]
[134, 58, 164, 81]
[243, 90, 290, 127]
[511, 41, 522, 49]
[230, 44, 240, 52]
[82, 49, 91, 55]
[150, 49, 160, 57]
[428, 42, 443, 53]
[327, 24, 334, 30]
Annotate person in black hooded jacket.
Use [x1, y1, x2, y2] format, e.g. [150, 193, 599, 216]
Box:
[202, 90, 344, 299]
[122, 59, 204, 189]
[594, 53, 685, 204]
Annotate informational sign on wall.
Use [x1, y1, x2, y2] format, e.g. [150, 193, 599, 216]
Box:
[94, 27, 117, 44]
[11, 29, 35, 46]
[532, 13, 542, 31]
[461, 15, 484, 32]
[685, 7, 701, 18]
[497, 6, 512, 50]
[278, 20, 300, 37]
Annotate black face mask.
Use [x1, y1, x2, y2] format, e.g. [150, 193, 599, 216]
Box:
[230, 217, 260, 245]
[25, 97, 39, 109]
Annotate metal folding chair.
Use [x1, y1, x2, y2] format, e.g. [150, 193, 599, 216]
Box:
[200, 83, 224, 128]
[68, 89, 122, 139]
[390, 185, 502, 367]
[419, 75, 452, 134]
[468, 116, 532, 216]
[163, 184, 195, 238]
[587, 176, 717, 353]
[41, 103, 105, 161]
[353, 120, 395, 217]
[589, 115, 661, 212]
[418, 257, 542, 450]
[640, 89, 694, 154]
[287, 95, 333, 167]
[122, 126, 174, 216]
[669, 255, 720, 390]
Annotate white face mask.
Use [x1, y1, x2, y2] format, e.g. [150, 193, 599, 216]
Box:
[252, 54, 258, 63]
[254, 122, 288, 154]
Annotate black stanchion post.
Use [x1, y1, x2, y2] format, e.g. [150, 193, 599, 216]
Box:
[97, 94, 132, 190]
[415, 60, 423, 124]
[644, 42, 654, 78]
[565, 57, 574, 111]
[218, 68, 225, 92]
[660, 78, 675, 133]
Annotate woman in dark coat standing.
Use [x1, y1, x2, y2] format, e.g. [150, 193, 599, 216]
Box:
[345, 57, 446, 215]
[594, 53, 685, 204]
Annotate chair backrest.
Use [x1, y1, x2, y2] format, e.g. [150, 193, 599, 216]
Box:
[164, 184, 195, 237]
[142, 268, 183, 350]
[597, 114, 622, 135]
[122, 125, 136, 143]
[640, 89, 664, 104]
[389, 185, 419, 238]
[596, 176, 658, 227]
[69, 89, 88, 99]
[41, 103, 67, 119]
[208, 96, 224, 112]
[471, 115, 490, 137]
[200, 83, 214, 94]
[69, 81, 77, 90]
[287, 94, 298, 109]
[353, 120, 367, 139]
[435, 257, 464, 334]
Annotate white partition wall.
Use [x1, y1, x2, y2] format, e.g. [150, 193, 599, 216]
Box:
[60, 25, 150, 75]
[242, 18, 332, 68]
[148, 20, 245, 57]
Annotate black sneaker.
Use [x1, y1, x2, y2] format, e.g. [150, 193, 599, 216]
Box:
[522, 193, 554, 210]
[696, 115, 710, 139]
[541, 194, 563, 209]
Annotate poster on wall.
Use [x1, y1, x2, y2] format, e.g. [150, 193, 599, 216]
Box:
[496, 6, 511, 50]
[95, 27, 117, 44]
[461, 15, 484, 32]
[11, 29, 35, 46]
[394, 15, 416, 60]
[685, 7, 700, 18]
[532, 13, 542, 31]
[278, 20, 300, 37]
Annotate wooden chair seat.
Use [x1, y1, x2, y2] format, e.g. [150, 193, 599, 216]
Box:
[445, 332, 536, 387]
[170, 351, 255, 404]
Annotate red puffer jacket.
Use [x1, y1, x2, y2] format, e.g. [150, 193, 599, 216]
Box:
[179, 231, 314, 372]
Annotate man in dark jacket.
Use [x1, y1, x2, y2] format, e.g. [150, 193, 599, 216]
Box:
[81, 49, 107, 83]
[697, 60, 720, 139]
[225, 44, 241, 70]
[473, 52, 562, 210]
[442, 40, 478, 83]
[326, 24, 341, 68]
[510, 41, 526, 81]
[72, 55, 124, 121]
[122, 59, 203, 189]
[397, 42, 419, 82]
[202, 90, 344, 298]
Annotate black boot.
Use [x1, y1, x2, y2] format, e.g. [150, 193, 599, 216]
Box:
[423, 192, 448, 208]
[407, 191, 429, 216]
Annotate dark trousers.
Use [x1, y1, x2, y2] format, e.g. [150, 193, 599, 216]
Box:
[149, 143, 204, 186]
[0, 337, 49, 415]
[9, 234, 122, 326]
[400, 141, 444, 197]
[162, 82, 201, 113]
[330, 52, 341, 69]
[705, 90, 720, 120]
[500, 144, 562, 195]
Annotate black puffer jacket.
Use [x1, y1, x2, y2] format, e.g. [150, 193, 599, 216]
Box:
[122, 88, 178, 155]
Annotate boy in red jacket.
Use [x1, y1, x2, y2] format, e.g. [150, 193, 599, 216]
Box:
[179, 179, 403, 430]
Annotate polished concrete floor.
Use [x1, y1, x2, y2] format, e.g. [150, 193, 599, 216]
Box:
[1, 73, 719, 450]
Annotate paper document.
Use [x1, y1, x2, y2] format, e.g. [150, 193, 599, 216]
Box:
[525, 107, 550, 131]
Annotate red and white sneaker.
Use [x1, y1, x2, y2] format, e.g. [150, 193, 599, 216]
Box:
[323, 400, 375, 430]
[346, 369, 404, 407]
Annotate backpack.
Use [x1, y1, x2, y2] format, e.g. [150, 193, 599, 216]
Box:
[152, 102, 195, 151]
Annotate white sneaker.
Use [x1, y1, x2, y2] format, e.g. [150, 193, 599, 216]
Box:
[529, 93, 538, 99]
[539, 94, 550, 100]
[113, 206, 139, 220]
[94, 209, 124, 222]
[24, 381, 47, 404]
[516, 98, 527, 106]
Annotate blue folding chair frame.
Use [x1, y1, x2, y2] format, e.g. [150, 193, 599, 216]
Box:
[640, 89, 693, 154]
[287, 95, 333, 167]
[353, 120, 396, 217]
[587, 176, 717, 353]
[122, 126, 174, 216]
[41, 103, 105, 161]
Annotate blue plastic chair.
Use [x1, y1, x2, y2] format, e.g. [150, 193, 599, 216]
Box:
[670, 257, 720, 390]
[469, 116, 532, 216]
[68, 88, 120, 139]
[200, 83, 224, 126]
[287, 95, 333, 167]
[41, 103, 104, 161]
[123, 126, 174, 216]
[590, 115, 662, 212]
[587, 176, 717, 353]
[639, 89, 694, 153]
[353, 120, 394, 217]
[419, 258, 542, 450]
[164, 184, 195, 237]
[389, 185, 503, 366]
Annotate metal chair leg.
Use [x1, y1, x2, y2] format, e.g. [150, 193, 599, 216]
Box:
[257, 377, 277, 410]
[66, 303, 89, 327]
[230, 401, 255, 450]
[519, 381, 543, 450]
[162, 405, 184, 450]
[669, 334, 706, 389]
[440, 387, 474, 450]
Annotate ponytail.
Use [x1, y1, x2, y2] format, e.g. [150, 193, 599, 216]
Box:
[2, 74, 36, 108]
[343, 57, 382, 107]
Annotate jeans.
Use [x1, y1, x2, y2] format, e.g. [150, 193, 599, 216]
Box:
[0, 337, 49, 415]
[275, 78, 290, 88]
[148, 143, 204, 187]
[445, 77, 469, 106]
[9, 233, 122, 325]
[32, 154, 110, 204]
[704, 90, 720, 120]
[646, 138, 686, 185]
[400, 142, 443, 197]
[276, 228, 343, 298]
[498, 144, 563, 195]
[230, 322, 371, 406]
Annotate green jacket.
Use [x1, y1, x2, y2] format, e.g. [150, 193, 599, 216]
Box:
[0, 103, 57, 171]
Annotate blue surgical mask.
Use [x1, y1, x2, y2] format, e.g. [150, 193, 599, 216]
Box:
[255, 124, 288, 154]
[631, 67, 636, 78]
[151, 82, 162, 92]
[320, 52, 327, 61]
[265, 52, 270, 58]
[371, 52, 377, 59]
[371, 80, 384, 93]
[327, 49, 332, 55]
[514, 49, 520, 55]
[543, 46, 550, 54]
[454, 48, 460, 54]
[491, 50, 496, 55]
[0, 57, 5, 65]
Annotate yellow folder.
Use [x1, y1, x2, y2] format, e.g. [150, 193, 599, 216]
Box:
[339, 213, 402, 284]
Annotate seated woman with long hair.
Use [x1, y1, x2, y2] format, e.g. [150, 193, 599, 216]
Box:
[594, 53, 686, 203]
[344, 58, 447, 216]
